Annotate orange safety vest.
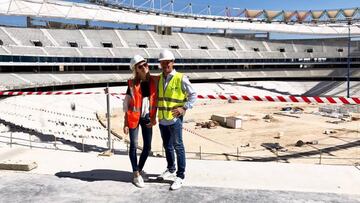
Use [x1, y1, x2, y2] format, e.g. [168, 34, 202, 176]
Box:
[126, 75, 158, 129]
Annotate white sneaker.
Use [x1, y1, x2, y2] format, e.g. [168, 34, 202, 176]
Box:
[170, 177, 184, 190]
[140, 170, 149, 181]
[157, 169, 176, 180]
[133, 175, 145, 188]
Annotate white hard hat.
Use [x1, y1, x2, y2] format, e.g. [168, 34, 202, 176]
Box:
[159, 49, 175, 61]
[130, 55, 146, 70]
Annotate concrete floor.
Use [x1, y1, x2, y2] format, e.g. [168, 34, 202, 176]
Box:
[0, 147, 360, 202]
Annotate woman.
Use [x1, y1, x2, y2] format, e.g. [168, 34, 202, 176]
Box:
[123, 55, 158, 188]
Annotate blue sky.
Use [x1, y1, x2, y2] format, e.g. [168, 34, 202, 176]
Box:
[0, 0, 358, 39]
[170, 0, 359, 10]
[130, 0, 360, 14]
[1, 0, 359, 26]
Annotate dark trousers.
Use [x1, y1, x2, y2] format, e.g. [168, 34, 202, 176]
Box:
[129, 114, 152, 172]
[159, 117, 186, 179]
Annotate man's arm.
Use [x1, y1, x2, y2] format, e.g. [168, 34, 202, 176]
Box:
[181, 76, 197, 110]
[171, 75, 197, 118]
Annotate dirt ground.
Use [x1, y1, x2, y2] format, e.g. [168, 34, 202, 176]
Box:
[99, 100, 360, 165]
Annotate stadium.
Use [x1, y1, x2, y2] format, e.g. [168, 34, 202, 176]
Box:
[0, 0, 359, 202]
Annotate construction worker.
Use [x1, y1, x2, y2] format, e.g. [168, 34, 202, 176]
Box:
[157, 49, 197, 190]
[123, 55, 158, 188]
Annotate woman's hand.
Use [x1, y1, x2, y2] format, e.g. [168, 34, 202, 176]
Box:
[146, 117, 157, 128]
[123, 126, 129, 135]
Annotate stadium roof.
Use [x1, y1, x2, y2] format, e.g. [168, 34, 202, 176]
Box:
[0, 0, 360, 35]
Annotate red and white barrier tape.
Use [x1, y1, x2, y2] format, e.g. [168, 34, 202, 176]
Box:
[198, 94, 360, 105]
[0, 91, 104, 96]
[183, 127, 228, 147]
[0, 91, 359, 104]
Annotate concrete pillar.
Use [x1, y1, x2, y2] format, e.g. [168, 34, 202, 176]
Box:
[59, 64, 64, 72]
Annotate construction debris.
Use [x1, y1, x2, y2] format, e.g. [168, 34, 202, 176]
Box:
[281, 106, 304, 114]
[324, 129, 337, 135]
[226, 117, 242, 129]
[306, 140, 319, 145]
[274, 112, 300, 118]
[318, 105, 352, 119]
[263, 114, 273, 120]
[341, 117, 352, 122]
[263, 114, 274, 122]
[295, 140, 304, 147]
[281, 107, 292, 111]
[274, 131, 284, 139]
[195, 120, 219, 129]
[210, 114, 243, 129]
[295, 140, 319, 147]
[211, 114, 227, 126]
[326, 120, 344, 124]
[0, 160, 37, 171]
[261, 143, 286, 152]
[352, 116, 360, 121]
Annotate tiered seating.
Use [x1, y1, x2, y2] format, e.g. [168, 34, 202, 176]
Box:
[118, 30, 157, 48]
[210, 35, 242, 51]
[209, 50, 237, 59]
[261, 52, 285, 59]
[152, 32, 187, 49]
[6, 46, 46, 56]
[6, 27, 54, 47]
[112, 48, 148, 58]
[0, 94, 126, 151]
[285, 52, 312, 58]
[266, 40, 295, 52]
[46, 47, 81, 57]
[326, 81, 360, 96]
[0, 46, 8, 54]
[79, 48, 113, 57]
[85, 74, 118, 82]
[53, 74, 89, 83]
[237, 39, 267, 52]
[0, 74, 29, 88]
[179, 49, 211, 58]
[145, 48, 161, 58]
[0, 28, 17, 45]
[18, 74, 57, 85]
[236, 52, 261, 59]
[293, 40, 324, 53]
[47, 29, 88, 47]
[82, 30, 123, 48]
[181, 33, 216, 49]
[0, 26, 353, 60]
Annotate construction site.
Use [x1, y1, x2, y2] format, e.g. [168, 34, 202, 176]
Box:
[99, 82, 360, 165]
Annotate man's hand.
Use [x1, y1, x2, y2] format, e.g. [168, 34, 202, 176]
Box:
[171, 107, 186, 118]
[123, 126, 129, 135]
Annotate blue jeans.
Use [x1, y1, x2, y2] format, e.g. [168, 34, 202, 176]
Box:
[129, 114, 152, 172]
[159, 117, 186, 179]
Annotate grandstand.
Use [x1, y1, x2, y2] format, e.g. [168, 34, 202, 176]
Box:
[0, 25, 358, 90]
[0, 0, 357, 90]
[0, 0, 359, 156]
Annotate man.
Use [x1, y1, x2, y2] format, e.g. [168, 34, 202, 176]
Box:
[157, 49, 197, 190]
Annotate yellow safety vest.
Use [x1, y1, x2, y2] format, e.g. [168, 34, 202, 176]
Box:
[158, 72, 186, 121]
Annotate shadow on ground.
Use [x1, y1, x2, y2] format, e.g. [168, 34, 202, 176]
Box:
[55, 169, 172, 184]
